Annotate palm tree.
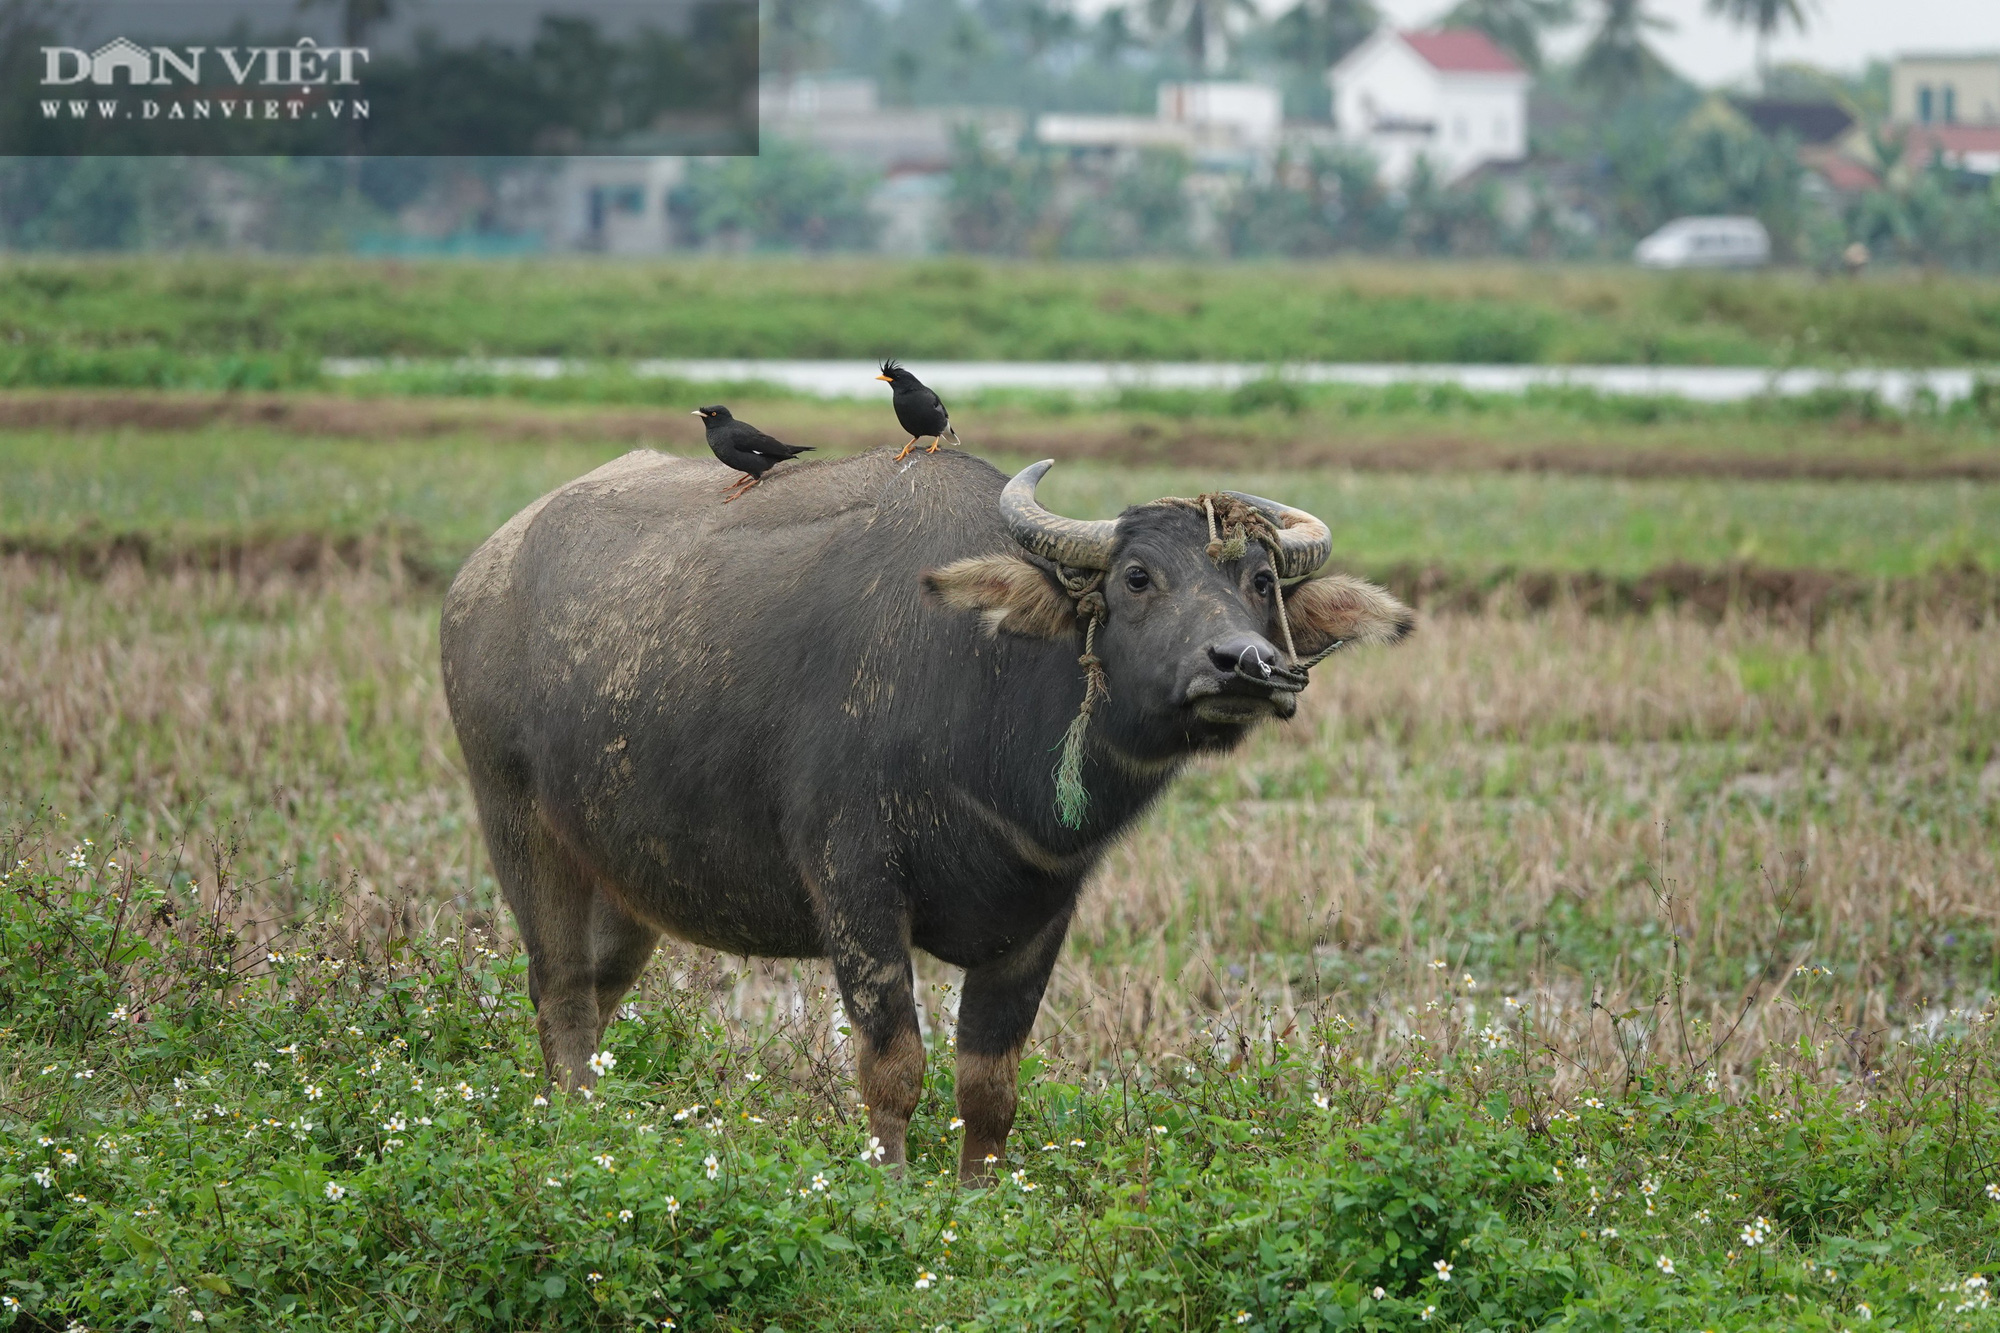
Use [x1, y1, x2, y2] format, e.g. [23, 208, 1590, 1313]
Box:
[1443, 0, 1575, 72]
[1146, 0, 1262, 73]
[1271, 0, 1378, 79]
[1575, 0, 1673, 104]
[1706, 0, 1813, 91]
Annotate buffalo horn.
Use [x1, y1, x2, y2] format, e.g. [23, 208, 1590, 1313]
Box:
[1223, 491, 1332, 579]
[1001, 460, 1117, 570]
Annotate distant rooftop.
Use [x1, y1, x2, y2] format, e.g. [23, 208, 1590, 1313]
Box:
[1731, 98, 1853, 145]
[1399, 29, 1525, 77]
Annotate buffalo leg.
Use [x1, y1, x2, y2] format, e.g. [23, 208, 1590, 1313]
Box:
[588, 888, 661, 1049]
[826, 917, 924, 1173]
[955, 905, 1072, 1186]
[480, 798, 641, 1093]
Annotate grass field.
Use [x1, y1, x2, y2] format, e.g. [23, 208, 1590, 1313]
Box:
[8, 256, 2000, 371]
[7, 420, 2000, 579]
[4, 392, 2000, 1329]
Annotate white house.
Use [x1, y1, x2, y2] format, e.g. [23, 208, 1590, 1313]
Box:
[1329, 28, 1530, 187]
[1037, 81, 1282, 169]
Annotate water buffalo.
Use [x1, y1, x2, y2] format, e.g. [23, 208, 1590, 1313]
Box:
[441, 446, 1409, 1183]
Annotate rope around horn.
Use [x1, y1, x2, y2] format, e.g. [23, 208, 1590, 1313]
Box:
[1051, 492, 1340, 830]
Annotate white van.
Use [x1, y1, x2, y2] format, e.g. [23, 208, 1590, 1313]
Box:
[1634, 216, 1771, 269]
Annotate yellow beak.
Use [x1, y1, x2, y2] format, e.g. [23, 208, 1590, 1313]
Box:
[875, 374, 892, 382]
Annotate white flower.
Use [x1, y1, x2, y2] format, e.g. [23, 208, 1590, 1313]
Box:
[1151, 1125, 1167, 1136]
[252, 1060, 271, 1073]
[72, 1069, 94, 1081]
[1009, 1168, 1038, 1192]
[948, 1117, 965, 1130]
[532, 1095, 549, 1108]
[942, 1228, 957, 1243]
[1371, 1287, 1385, 1300]
[619, 1209, 634, 1222]
[1234, 1312, 1252, 1325]
[1582, 1097, 1604, 1109]
[546, 1177, 564, 1187]
[860, 1136, 886, 1164]
[587, 1050, 616, 1077]
[1655, 1254, 1675, 1275]
[665, 1195, 681, 1217]
[1988, 1182, 2000, 1202]
[1433, 1260, 1452, 1281]
[1740, 1216, 1772, 1248]
[1461, 973, 1476, 989]
[32, 1167, 54, 1188]
[673, 1104, 703, 1122]
[914, 1271, 936, 1290]
[59, 1150, 78, 1166]
[1421, 1306, 1435, 1322]
[811, 1172, 829, 1191]
[586, 1271, 603, 1284]
[592, 1153, 616, 1172]
[704, 1153, 720, 1180]
[745, 1071, 762, 1082]
[1600, 1228, 1618, 1239]
[190, 1314, 204, 1324]
[1070, 1138, 1087, 1147]
[1042, 1142, 1058, 1152]
[1855, 1303, 1872, 1320]
[323, 1181, 348, 1201]
[303, 1084, 324, 1101]
[1428, 959, 1446, 971]
[1312, 1092, 1330, 1109]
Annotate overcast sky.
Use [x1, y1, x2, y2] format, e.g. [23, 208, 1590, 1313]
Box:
[1367, 0, 2000, 88]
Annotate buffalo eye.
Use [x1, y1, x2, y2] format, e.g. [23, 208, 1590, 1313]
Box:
[1253, 570, 1276, 597]
[1124, 566, 1152, 592]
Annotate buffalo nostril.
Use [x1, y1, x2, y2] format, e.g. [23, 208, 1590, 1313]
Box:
[1207, 636, 1279, 680]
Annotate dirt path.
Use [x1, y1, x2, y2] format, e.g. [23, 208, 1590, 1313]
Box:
[4, 389, 1998, 483]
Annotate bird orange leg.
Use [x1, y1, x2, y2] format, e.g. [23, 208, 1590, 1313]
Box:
[721, 476, 758, 503]
[924, 437, 944, 453]
[893, 437, 920, 462]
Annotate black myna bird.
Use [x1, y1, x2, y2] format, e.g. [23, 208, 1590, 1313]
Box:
[876, 359, 960, 461]
[692, 406, 814, 502]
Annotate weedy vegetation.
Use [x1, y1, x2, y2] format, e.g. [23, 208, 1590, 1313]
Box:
[8, 256, 2000, 368]
[2, 396, 1998, 1329]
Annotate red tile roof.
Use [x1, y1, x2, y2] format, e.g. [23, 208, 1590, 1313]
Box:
[1800, 147, 1878, 193]
[1900, 123, 2000, 159]
[1400, 29, 1526, 76]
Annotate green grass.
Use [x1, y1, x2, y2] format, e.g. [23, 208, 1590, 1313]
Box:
[5, 419, 2000, 1329]
[5, 831, 2000, 1332]
[8, 255, 2000, 365]
[6, 428, 1999, 578]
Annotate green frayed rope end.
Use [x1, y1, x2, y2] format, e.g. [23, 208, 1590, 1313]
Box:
[1053, 707, 1092, 829]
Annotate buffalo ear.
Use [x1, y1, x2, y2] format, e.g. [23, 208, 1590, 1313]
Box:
[1282, 574, 1413, 654]
[923, 554, 1077, 640]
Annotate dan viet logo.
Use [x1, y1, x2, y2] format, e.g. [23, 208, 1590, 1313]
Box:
[38, 36, 369, 121]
